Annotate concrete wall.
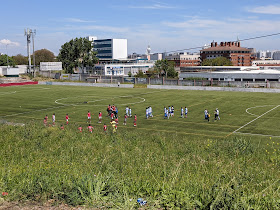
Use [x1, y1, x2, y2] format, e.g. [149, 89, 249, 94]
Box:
[147, 85, 280, 93]
[38, 81, 134, 88]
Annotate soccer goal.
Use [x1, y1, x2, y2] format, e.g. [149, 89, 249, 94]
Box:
[98, 79, 119, 84]
[244, 82, 270, 88]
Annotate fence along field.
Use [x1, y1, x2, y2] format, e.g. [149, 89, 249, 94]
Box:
[0, 85, 280, 208]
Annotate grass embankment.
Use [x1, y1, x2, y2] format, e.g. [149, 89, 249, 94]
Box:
[1, 123, 280, 209]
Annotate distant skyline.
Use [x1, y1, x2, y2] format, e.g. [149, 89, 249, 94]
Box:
[0, 0, 280, 56]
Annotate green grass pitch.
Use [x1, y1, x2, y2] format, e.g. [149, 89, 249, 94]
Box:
[0, 84, 280, 208]
[0, 85, 279, 138]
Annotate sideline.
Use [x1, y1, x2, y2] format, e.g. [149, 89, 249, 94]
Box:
[147, 85, 280, 93]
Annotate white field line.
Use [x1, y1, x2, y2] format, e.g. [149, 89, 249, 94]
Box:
[234, 132, 280, 138]
[1, 89, 166, 118]
[0, 91, 17, 95]
[1, 93, 151, 118]
[233, 105, 280, 134]
[0, 88, 50, 96]
[245, 105, 275, 116]
[54, 96, 145, 106]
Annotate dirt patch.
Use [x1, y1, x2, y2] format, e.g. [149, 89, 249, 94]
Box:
[0, 201, 90, 210]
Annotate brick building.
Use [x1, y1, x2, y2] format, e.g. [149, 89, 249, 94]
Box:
[200, 41, 254, 66]
[165, 53, 200, 67]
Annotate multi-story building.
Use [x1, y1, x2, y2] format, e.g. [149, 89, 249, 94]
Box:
[273, 51, 280, 60]
[165, 52, 200, 67]
[87, 37, 128, 62]
[200, 41, 254, 66]
[149, 53, 163, 61]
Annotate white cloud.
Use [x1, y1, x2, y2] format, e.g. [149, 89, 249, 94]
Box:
[128, 3, 175, 9]
[62, 25, 130, 34]
[64, 18, 96, 23]
[248, 5, 280, 15]
[0, 39, 20, 47]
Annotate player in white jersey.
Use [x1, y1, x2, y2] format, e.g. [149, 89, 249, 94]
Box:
[149, 106, 153, 117]
[125, 106, 129, 116]
[181, 107, 184, 118]
[185, 107, 188, 118]
[171, 106, 174, 117]
[129, 107, 132, 117]
[215, 108, 220, 120]
[146, 107, 149, 119]
[204, 109, 208, 120]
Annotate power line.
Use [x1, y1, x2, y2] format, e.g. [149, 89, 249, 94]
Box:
[163, 32, 280, 54]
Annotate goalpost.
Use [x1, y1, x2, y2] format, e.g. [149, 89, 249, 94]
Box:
[244, 82, 270, 88]
[98, 79, 119, 84]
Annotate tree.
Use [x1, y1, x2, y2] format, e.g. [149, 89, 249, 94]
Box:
[33, 49, 56, 66]
[166, 61, 178, 78]
[201, 57, 233, 66]
[57, 37, 98, 73]
[154, 59, 178, 78]
[0, 54, 16, 67]
[135, 70, 147, 78]
[12, 54, 28, 65]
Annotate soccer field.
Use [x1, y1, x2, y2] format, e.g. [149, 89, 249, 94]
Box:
[1, 84, 280, 208]
[0, 85, 279, 138]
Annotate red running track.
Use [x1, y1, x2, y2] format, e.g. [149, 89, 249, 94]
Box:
[0, 81, 38, 87]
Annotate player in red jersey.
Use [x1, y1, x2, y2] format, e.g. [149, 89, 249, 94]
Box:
[103, 123, 107, 132]
[88, 124, 93, 133]
[87, 111, 91, 123]
[60, 124, 64, 130]
[98, 111, 102, 123]
[66, 114, 69, 125]
[110, 112, 114, 120]
[123, 114, 128, 125]
[43, 115, 48, 126]
[78, 125, 82, 132]
[115, 117, 119, 125]
[134, 114, 137, 127]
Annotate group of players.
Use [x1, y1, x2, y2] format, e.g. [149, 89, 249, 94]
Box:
[204, 108, 220, 122]
[43, 105, 220, 133]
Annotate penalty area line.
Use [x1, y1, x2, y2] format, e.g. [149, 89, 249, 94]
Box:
[226, 105, 280, 138]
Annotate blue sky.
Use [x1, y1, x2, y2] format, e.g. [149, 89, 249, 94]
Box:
[0, 0, 280, 56]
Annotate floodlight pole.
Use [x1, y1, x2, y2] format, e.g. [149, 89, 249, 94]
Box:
[25, 28, 36, 74]
[6, 44, 9, 69]
[25, 28, 32, 74]
[32, 29, 36, 76]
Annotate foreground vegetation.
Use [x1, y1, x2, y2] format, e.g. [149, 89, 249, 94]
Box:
[0, 123, 280, 209]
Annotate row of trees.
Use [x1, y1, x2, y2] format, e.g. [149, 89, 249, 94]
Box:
[0, 49, 56, 66]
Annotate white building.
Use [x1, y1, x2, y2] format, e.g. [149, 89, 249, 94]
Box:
[149, 53, 163, 61]
[165, 52, 200, 61]
[94, 62, 154, 76]
[252, 60, 280, 66]
[92, 38, 127, 61]
[87, 36, 97, 42]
